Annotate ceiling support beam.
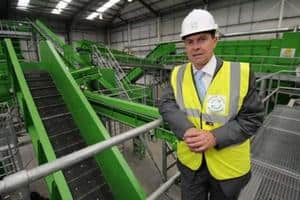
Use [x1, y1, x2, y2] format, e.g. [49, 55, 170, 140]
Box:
[0, 0, 11, 19]
[137, 0, 159, 17]
[203, 0, 208, 9]
[69, 0, 102, 27]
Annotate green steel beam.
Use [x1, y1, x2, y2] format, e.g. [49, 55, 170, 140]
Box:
[125, 43, 176, 83]
[39, 40, 146, 200]
[35, 20, 65, 48]
[4, 39, 72, 199]
[34, 20, 88, 70]
[85, 91, 177, 149]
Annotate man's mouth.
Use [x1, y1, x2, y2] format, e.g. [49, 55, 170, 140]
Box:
[193, 53, 203, 57]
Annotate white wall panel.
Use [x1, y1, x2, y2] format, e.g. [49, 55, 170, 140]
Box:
[83, 32, 97, 41]
[226, 24, 251, 33]
[240, 2, 254, 23]
[161, 18, 175, 36]
[228, 5, 240, 25]
[212, 8, 227, 26]
[71, 32, 83, 41]
[282, 17, 300, 28]
[253, 0, 280, 21]
[111, 31, 124, 42]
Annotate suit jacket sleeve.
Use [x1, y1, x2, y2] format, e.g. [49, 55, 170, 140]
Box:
[212, 70, 264, 149]
[158, 82, 194, 140]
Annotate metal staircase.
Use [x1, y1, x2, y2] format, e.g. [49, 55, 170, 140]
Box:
[91, 45, 132, 100]
[24, 70, 114, 200]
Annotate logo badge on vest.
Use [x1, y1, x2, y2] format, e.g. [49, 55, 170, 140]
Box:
[207, 95, 226, 113]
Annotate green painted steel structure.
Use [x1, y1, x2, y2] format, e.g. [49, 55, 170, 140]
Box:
[5, 39, 73, 199]
[161, 32, 300, 73]
[4, 39, 147, 199]
[85, 91, 177, 150]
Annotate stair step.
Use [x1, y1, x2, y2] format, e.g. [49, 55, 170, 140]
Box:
[55, 140, 86, 156]
[38, 103, 69, 118]
[49, 128, 79, 139]
[55, 141, 86, 158]
[34, 95, 64, 108]
[42, 112, 71, 121]
[50, 129, 83, 151]
[79, 187, 105, 200]
[33, 93, 61, 100]
[29, 86, 59, 97]
[24, 71, 51, 79]
[43, 115, 77, 136]
[63, 159, 99, 182]
[68, 168, 112, 200]
[26, 79, 55, 88]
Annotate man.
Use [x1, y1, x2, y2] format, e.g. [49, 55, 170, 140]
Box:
[159, 9, 264, 200]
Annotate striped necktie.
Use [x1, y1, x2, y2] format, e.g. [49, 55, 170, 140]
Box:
[195, 70, 206, 102]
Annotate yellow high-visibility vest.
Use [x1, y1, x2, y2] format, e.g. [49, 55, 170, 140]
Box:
[171, 61, 251, 180]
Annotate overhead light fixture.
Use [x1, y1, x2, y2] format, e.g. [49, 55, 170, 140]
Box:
[17, 0, 30, 10]
[51, 0, 72, 15]
[51, 8, 61, 15]
[87, 12, 98, 20]
[87, 0, 120, 20]
[57, 1, 68, 9]
[99, 13, 103, 20]
[128, 0, 133, 2]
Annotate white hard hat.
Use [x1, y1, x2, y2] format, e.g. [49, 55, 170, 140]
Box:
[180, 9, 218, 39]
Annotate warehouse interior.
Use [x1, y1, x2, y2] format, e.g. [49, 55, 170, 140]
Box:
[0, 0, 300, 199]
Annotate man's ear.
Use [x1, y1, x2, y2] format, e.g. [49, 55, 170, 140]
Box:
[213, 37, 218, 49]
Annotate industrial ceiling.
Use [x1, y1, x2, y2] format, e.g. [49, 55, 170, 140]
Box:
[2, 0, 207, 27]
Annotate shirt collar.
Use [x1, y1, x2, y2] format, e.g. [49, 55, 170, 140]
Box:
[192, 55, 216, 77]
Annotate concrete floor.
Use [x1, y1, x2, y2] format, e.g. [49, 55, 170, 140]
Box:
[17, 135, 181, 200]
[121, 139, 181, 200]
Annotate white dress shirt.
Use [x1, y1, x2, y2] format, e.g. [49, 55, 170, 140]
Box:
[192, 55, 217, 91]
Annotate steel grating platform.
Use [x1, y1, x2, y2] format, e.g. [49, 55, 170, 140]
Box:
[240, 104, 300, 200]
[252, 127, 300, 173]
[239, 161, 300, 200]
[24, 71, 114, 200]
[260, 105, 300, 138]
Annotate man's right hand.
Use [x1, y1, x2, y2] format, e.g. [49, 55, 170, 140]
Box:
[183, 128, 216, 152]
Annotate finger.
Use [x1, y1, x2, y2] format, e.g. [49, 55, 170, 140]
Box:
[192, 144, 208, 152]
[184, 135, 204, 144]
[187, 139, 207, 148]
[184, 131, 200, 138]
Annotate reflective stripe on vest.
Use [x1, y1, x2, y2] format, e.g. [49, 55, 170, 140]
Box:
[171, 61, 251, 180]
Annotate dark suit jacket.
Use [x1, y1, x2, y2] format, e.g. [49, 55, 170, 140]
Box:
[159, 57, 264, 149]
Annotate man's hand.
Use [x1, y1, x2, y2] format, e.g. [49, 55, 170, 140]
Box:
[183, 128, 216, 152]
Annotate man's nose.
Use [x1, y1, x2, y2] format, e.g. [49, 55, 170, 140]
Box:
[191, 43, 201, 50]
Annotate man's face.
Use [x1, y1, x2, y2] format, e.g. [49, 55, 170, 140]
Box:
[184, 32, 218, 69]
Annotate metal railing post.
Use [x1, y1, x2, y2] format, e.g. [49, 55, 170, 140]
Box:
[147, 172, 180, 200]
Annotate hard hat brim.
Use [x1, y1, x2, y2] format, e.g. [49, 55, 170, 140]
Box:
[181, 29, 217, 40]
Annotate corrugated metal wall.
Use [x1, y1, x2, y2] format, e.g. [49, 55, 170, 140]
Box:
[109, 0, 300, 56]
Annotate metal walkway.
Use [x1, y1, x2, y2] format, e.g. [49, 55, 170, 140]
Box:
[24, 71, 114, 200]
[239, 105, 300, 200]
